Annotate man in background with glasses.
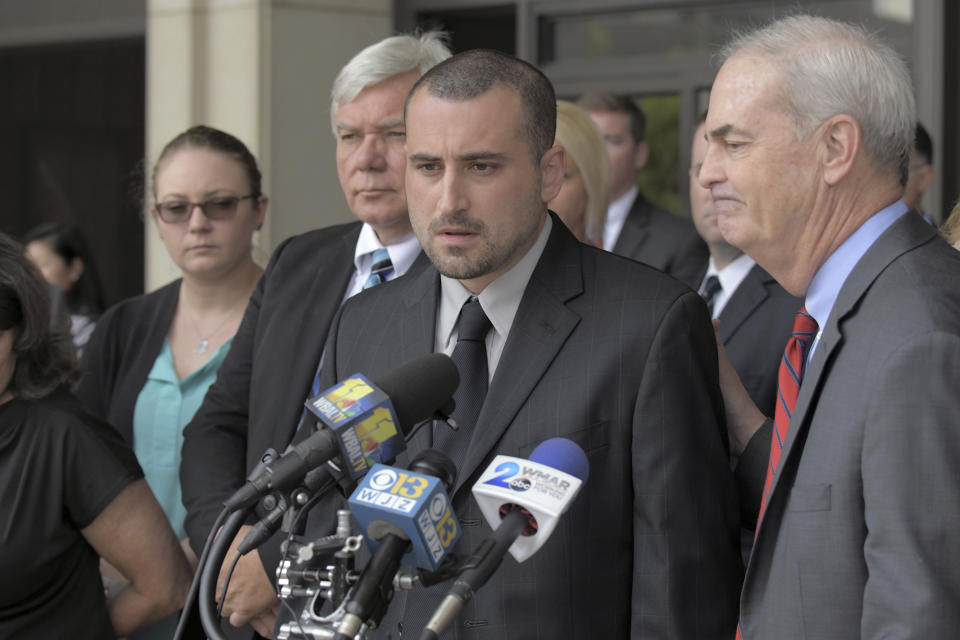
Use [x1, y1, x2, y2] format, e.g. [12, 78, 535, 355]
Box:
[179, 32, 451, 638]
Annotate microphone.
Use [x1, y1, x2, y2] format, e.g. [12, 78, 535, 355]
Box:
[334, 450, 461, 640]
[224, 353, 459, 512]
[420, 438, 589, 640]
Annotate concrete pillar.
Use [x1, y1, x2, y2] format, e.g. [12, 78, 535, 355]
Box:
[145, 0, 390, 289]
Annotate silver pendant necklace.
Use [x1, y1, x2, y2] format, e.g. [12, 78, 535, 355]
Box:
[191, 306, 241, 355]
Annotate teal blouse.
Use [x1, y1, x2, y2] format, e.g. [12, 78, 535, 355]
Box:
[132, 338, 231, 539]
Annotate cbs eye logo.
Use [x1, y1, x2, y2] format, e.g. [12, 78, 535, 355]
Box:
[429, 494, 448, 521]
[429, 493, 457, 548]
[369, 468, 398, 490]
[367, 468, 430, 499]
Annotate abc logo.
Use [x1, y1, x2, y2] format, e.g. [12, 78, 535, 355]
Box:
[429, 494, 448, 522]
[508, 477, 532, 492]
[369, 468, 398, 490]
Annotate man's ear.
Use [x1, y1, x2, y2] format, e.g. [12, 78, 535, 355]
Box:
[540, 144, 566, 204]
[820, 114, 860, 186]
[633, 140, 649, 171]
[915, 162, 934, 195]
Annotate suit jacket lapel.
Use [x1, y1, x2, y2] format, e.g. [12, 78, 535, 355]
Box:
[279, 227, 361, 446]
[612, 193, 650, 257]
[717, 264, 772, 343]
[760, 214, 938, 525]
[400, 260, 442, 363]
[390, 264, 444, 459]
[456, 217, 583, 494]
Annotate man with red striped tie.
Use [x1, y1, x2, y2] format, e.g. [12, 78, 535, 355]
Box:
[700, 14, 960, 640]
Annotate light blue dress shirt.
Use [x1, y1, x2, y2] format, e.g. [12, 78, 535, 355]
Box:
[805, 200, 908, 361]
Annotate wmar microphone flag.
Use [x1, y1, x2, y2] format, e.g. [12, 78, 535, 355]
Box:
[472, 437, 588, 561]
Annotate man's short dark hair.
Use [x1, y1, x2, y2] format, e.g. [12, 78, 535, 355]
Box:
[915, 122, 933, 165]
[405, 49, 557, 162]
[576, 92, 646, 144]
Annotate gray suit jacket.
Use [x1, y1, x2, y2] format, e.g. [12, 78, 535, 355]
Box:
[318, 215, 742, 639]
[737, 213, 960, 638]
[612, 192, 708, 289]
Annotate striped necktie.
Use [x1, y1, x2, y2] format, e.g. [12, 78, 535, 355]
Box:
[759, 306, 818, 523]
[736, 306, 818, 640]
[363, 248, 394, 290]
[700, 274, 722, 316]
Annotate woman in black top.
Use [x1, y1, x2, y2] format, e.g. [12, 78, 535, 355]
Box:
[0, 231, 191, 639]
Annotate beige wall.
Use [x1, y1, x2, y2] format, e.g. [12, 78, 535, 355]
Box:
[145, 0, 390, 289]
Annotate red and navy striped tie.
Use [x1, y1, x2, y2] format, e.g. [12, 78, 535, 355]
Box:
[737, 306, 818, 640]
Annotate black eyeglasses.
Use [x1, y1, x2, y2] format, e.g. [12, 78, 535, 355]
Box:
[154, 194, 256, 224]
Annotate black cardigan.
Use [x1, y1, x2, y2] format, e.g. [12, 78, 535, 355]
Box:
[75, 280, 181, 445]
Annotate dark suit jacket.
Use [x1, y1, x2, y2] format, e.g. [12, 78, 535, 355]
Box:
[736, 213, 960, 638]
[317, 215, 742, 639]
[694, 263, 800, 418]
[180, 222, 368, 576]
[611, 192, 708, 288]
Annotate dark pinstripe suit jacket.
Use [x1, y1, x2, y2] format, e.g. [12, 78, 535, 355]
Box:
[318, 214, 742, 639]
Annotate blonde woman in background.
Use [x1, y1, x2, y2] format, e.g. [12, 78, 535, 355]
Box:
[941, 198, 960, 249]
[549, 100, 610, 246]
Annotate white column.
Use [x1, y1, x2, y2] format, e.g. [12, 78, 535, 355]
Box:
[145, 0, 390, 290]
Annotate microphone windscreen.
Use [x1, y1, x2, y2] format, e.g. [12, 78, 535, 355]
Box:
[408, 449, 458, 492]
[529, 437, 589, 483]
[373, 353, 459, 434]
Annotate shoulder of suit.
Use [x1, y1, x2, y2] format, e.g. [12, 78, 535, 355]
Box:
[860, 241, 960, 328]
[274, 220, 363, 253]
[97, 279, 180, 330]
[585, 242, 693, 297]
[631, 195, 696, 233]
[265, 220, 363, 269]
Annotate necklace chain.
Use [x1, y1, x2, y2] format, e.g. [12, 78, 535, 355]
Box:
[188, 303, 244, 355]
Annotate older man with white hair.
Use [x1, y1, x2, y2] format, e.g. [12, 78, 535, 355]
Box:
[701, 15, 960, 639]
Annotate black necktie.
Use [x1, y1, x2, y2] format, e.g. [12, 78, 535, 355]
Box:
[700, 274, 722, 316]
[435, 298, 492, 469]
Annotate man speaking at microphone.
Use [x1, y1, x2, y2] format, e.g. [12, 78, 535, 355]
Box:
[179, 33, 451, 637]
[316, 50, 742, 638]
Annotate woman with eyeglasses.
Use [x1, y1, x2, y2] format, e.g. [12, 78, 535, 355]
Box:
[76, 125, 267, 639]
[0, 231, 191, 638]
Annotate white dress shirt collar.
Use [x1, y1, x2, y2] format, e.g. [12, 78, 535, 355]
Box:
[700, 253, 755, 319]
[344, 223, 421, 300]
[436, 216, 553, 380]
[602, 184, 639, 251]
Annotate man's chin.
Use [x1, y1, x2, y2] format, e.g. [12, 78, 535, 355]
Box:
[352, 205, 409, 228]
